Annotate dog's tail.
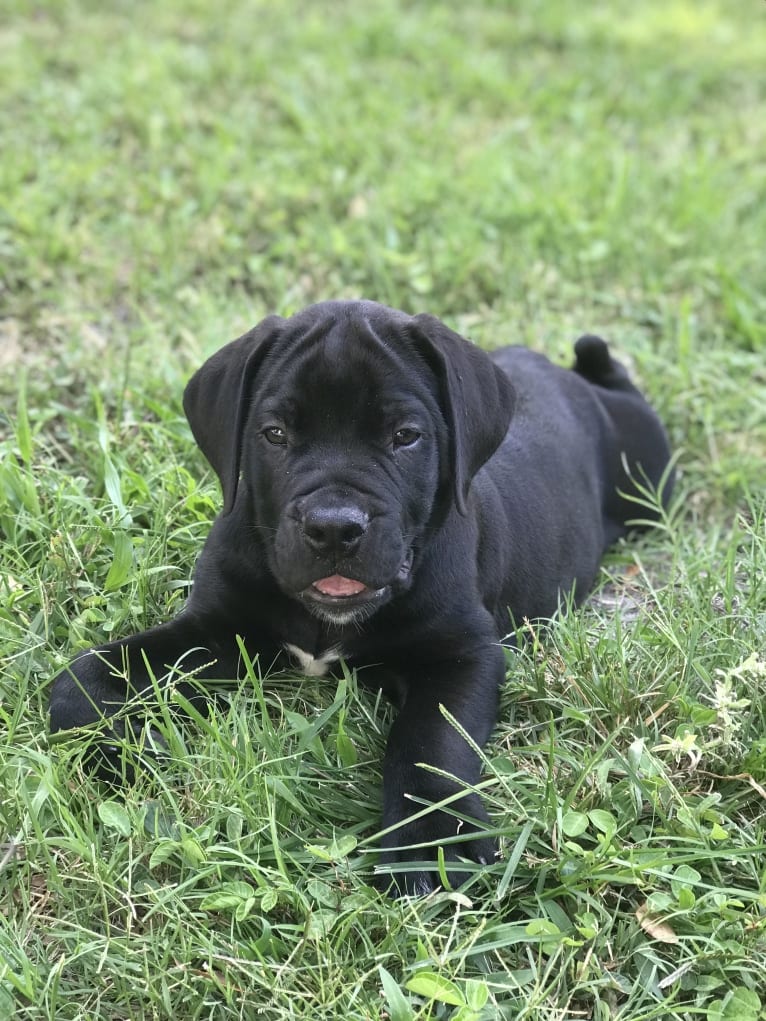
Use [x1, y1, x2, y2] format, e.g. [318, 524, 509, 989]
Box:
[572, 334, 634, 392]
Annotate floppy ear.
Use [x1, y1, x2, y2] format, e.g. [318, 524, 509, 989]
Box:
[410, 313, 516, 515]
[183, 315, 284, 514]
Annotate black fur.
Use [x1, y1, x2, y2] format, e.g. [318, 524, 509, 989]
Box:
[50, 300, 673, 895]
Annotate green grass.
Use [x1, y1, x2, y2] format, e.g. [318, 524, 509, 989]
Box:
[1, 1, 765, 1018]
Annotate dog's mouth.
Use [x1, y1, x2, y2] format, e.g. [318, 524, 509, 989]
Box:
[300, 550, 414, 623]
[312, 575, 369, 599]
[300, 575, 385, 625]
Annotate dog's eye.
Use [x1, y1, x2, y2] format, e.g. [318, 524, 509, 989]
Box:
[393, 427, 421, 449]
[263, 426, 287, 445]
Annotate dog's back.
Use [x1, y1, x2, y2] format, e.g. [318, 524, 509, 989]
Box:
[572, 335, 674, 532]
[493, 336, 672, 526]
[477, 339, 673, 623]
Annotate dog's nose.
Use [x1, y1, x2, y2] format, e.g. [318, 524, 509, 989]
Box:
[302, 505, 369, 555]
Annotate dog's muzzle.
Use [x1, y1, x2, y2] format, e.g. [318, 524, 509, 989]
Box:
[299, 549, 414, 625]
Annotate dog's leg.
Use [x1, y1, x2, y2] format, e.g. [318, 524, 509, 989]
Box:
[49, 616, 238, 777]
[377, 645, 504, 896]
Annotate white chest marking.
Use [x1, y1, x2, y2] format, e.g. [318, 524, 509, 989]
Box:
[284, 643, 343, 678]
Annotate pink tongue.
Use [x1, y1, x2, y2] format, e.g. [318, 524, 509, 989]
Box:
[313, 575, 367, 597]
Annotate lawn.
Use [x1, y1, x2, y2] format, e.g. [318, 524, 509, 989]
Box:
[1, 1, 765, 1018]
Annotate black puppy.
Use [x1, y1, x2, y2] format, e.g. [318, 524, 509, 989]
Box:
[50, 300, 673, 895]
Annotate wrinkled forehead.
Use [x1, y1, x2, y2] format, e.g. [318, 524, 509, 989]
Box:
[259, 313, 435, 419]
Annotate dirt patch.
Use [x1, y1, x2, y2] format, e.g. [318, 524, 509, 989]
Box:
[0, 318, 24, 375]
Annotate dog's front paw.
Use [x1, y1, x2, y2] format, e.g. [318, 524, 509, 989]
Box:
[376, 794, 496, 897]
[51, 715, 170, 785]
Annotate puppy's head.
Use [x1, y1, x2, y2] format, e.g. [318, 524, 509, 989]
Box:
[184, 301, 515, 625]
